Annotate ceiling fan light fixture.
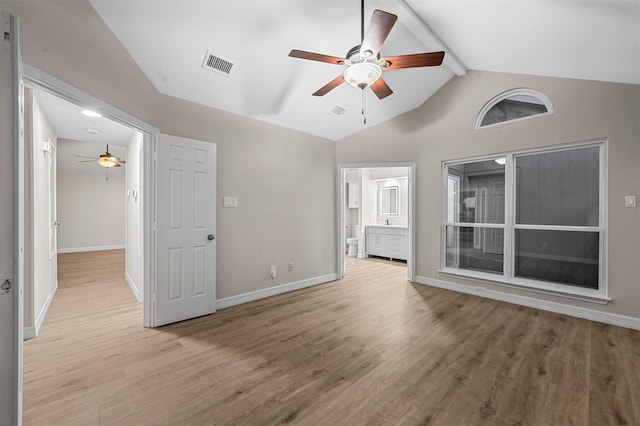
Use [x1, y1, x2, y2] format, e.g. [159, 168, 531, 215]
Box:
[343, 62, 382, 89]
[98, 155, 118, 168]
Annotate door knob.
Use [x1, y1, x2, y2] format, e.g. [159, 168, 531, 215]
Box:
[207, 234, 215, 241]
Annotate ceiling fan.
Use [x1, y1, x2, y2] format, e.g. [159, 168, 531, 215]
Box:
[288, 0, 445, 100]
[75, 144, 126, 168]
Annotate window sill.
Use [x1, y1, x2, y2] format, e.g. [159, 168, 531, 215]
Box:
[438, 268, 611, 305]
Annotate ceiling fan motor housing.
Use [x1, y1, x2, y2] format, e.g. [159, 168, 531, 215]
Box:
[346, 45, 379, 64]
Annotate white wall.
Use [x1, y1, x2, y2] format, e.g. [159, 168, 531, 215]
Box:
[359, 169, 377, 255]
[57, 172, 125, 252]
[125, 131, 143, 301]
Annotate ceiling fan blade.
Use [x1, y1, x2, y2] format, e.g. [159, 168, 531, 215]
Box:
[74, 155, 97, 159]
[117, 159, 126, 164]
[369, 77, 393, 99]
[77, 160, 96, 163]
[380, 51, 445, 70]
[360, 10, 397, 59]
[289, 50, 345, 65]
[312, 75, 345, 96]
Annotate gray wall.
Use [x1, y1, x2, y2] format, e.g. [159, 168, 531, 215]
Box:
[6, 1, 638, 320]
[338, 70, 640, 318]
[5, 0, 337, 302]
[5, 0, 160, 126]
[159, 96, 336, 299]
[57, 171, 126, 251]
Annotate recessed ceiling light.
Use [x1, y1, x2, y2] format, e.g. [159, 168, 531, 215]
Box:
[82, 109, 102, 118]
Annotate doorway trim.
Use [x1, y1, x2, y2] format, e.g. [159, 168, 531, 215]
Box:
[337, 162, 416, 282]
[23, 64, 158, 327]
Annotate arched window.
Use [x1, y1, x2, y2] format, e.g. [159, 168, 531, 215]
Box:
[475, 89, 552, 129]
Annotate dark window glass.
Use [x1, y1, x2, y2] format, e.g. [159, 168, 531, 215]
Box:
[447, 160, 505, 224]
[446, 226, 504, 274]
[481, 96, 548, 127]
[515, 230, 599, 289]
[516, 147, 599, 226]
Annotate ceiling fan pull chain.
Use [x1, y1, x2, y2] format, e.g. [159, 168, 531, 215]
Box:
[362, 89, 367, 124]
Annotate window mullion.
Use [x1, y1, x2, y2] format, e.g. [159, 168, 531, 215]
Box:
[514, 224, 602, 232]
[504, 154, 514, 279]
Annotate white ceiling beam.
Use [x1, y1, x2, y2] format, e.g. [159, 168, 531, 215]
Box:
[389, 0, 467, 76]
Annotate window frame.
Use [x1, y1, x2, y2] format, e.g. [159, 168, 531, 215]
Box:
[440, 139, 609, 303]
[474, 88, 553, 129]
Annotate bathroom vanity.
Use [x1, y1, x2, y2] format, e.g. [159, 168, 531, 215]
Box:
[365, 225, 408, 260]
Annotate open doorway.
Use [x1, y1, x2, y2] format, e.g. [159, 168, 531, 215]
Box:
[22, 81, 147, 339]
[338, 163, 415, 281]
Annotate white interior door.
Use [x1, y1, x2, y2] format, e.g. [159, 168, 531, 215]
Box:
[48, 141, 58, 290]
[155, 134, 216, 326]
[0, 10, 24, 425]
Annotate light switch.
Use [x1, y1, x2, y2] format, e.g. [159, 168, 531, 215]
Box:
[624, 195, 636, 207]
[223, 196, 238, 208]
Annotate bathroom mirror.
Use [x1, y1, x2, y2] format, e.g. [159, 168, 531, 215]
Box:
[379, 186, 399, 216]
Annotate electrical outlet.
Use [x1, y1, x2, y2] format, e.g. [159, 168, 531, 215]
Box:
[270, 265, 276, 279]
[223, 196, 238, 208]
[288, 263, 294, 272]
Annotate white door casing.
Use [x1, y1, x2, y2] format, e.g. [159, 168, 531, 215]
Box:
[1, 10, 24, 425]
[48, 140, 57, 260]
[155, 134, 216, 326]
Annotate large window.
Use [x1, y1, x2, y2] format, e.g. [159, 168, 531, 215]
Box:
[442, 141, 607, 301]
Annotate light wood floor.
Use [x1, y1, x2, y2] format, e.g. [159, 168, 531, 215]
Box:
[24, 250, 640, 425]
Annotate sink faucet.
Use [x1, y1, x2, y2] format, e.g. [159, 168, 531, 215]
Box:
[385, 219, 389, 225]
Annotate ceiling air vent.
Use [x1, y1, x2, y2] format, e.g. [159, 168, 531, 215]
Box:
[329, 105, 347, 117]
[202, 50, 233, 76]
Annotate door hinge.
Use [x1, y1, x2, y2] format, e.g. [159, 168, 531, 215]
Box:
[2, 11, 11, 54]
[1, 278, 13, 293]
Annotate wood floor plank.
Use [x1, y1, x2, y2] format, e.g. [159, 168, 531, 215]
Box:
[23, 250, 640, 425]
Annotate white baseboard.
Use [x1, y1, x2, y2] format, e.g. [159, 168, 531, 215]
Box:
[414, 275, 640, 331]
[216, 273, 339, 310]
[24, 280, 59, 340]
[125, 271, 143, 303]
[24, 326, 36, 340]
[57, 244, 125, 254]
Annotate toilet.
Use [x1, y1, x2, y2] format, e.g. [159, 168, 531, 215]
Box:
[346, 238, 358, 257]
[346, 225, 360, 257]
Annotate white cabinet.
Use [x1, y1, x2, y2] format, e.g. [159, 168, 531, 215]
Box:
[365, 226, 408, 260]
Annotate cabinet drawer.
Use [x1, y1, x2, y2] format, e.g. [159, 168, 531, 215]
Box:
[387, 236, 406, 259]
[366, 226, 407, 236]
[387, 236, 404, 248]
[387, 246, 406, 260]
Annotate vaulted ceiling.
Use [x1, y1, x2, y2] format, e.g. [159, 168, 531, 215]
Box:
[85, 0, 639, 141]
